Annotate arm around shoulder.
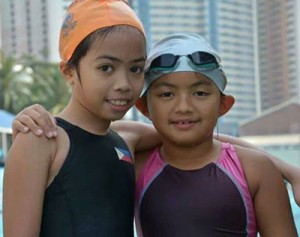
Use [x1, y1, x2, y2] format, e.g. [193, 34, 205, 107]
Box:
[218, 133, 300, 207]
[236, 146, 298, 237]
[111, 120, 161, 153]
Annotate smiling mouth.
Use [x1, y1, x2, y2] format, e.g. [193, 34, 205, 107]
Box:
[170, 120, 198, 130]
[109, 100, 129, 106]
[173, 121, 194, 125]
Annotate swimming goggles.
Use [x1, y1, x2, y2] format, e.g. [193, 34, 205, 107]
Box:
[149, 51, 219, 71]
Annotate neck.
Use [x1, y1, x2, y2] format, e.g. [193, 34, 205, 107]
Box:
[160, 139, 221, 170]
[57, 99, 111, 135]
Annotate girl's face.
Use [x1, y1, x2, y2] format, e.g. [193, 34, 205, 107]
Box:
[65, 27, 146, 125]
[146, 72, 233, 147]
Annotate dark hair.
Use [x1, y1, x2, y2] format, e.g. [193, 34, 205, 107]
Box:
[67, 25, 145, 69]
[68, 26, 116, 69]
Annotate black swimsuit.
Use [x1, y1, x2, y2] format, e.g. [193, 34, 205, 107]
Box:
[40, 118, 135, 237]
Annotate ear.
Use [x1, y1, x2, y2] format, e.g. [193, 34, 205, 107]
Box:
[60, 61, 76, 86]
[219, 94, 235, 117]
[135, 96, 152, 120]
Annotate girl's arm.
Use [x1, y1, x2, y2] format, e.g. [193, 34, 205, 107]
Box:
[216, 133, 300, 206]
[237, 146, 298, 236]
[12, 104, 162, 152]
[11, 105, 300, 206]
[111, 120, 161, 153]
[3, 132, 54, 236]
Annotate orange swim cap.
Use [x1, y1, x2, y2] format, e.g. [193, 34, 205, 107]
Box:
[59, 0, 145, 62]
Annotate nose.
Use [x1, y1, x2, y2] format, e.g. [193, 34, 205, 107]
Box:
[114, 70, 131, 92]
[175, 94, 192, 113]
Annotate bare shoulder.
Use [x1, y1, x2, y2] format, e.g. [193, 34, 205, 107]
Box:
[234, 146, 297, 236]
[4, 131, 58, 193]
[233, 145, 279, 196]
[7, 127, 70, 186]
[234, 145, 274, 167]
[3, 125, 69, 236]
[9, 131, 57, 162]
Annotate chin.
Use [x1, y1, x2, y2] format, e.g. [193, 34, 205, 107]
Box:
[171, 139, 199, 148]
[111, 114, 127, 121]
[100, 113, 124, 124]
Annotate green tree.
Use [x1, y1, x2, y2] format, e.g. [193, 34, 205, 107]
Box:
[0, 52, 70, 114]
[0, 51, 27, 113]
[20, 55, 70, 114]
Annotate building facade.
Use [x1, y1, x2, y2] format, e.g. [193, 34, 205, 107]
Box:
[0, 0, 71, 62]
[256, 0, 300, 111]
[1, 0, 298, 136]
[133, 0, 257, 135]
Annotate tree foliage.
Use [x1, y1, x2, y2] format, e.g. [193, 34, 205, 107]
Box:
[0, 52, 70, 115]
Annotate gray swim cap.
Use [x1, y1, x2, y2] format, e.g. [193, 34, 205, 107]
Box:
[141, 33, 227, 96]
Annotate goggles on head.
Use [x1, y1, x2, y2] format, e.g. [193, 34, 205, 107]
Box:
[148, 51, 219, 72]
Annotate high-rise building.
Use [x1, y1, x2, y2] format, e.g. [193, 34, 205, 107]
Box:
[214, 1, 257, 135]
[0, 0, 72, 62]
[133, 0, 257, 135]
[132, 0, 209, 47]
[256, 0, 300, 111]
[6, 0, 297, 136]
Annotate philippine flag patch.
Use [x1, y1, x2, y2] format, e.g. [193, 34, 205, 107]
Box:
[114, 147, 133, 164]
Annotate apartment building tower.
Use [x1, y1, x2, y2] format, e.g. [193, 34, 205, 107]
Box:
[133, 0, 257, 135]
[0, 0, 71, 62]
[256, 0, 300, 111]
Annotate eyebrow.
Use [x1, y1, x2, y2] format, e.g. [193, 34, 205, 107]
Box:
[152, 81, 176, 90]
[192, 80, 212, 87]
[95, 55, 146, 63]
[153, 79, 212, 89]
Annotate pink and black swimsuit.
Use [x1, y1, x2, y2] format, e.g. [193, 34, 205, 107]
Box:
[135, 143, 257, 237]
